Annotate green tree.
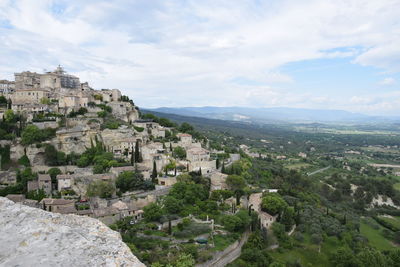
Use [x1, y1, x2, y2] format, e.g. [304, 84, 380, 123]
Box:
[175, 253, 195, 267]
[261, 193, 288, 215]
[330, 247, 361, 267]
[21, 125, 55, 145]
[163, 195, 184, 214]
[280, 206, 295, 231]
[151, 161, 158, 183]
[18, 155, 30, 167]
[179, 123, 194, 133]
[226, 175, 246, 191]
[116, 171, 146, 193]
[173, 146, 186, 159]
[47, 167, 62, 184]
[87, 180, 115, 198]
[143, 203, 163, 222]
[26, 188, 46, 201]
[134, 139, 142, 163]
[4, 109, 16, 123]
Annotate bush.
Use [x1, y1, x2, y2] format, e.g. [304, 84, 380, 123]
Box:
[21, 125, 56, 145]
[18, 155, 30, 167]
[97, 111, 107, 118]
[134, 126, 144, 132]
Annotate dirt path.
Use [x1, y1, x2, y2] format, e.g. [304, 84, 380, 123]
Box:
[307, 166, 331, 176]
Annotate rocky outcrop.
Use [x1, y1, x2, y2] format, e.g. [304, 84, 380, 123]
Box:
[0, 197, 145, 267]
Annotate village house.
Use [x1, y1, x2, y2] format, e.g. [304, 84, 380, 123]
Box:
[177, 133, 193, 147]
[40, 198, 77, 214]
[0, 79, 15, 96]
[141, 142, 165, 161]
[210, 172, 228, 191]
[186, 147, 210, 162]
[38, 174, 52, 195]
[110, 166, 136, 177]
[0, 171, 17, 185]
[57, 174, 73, 192]
[157, 176, 177, 187]
[12, 89, 50, 104]
[27, 180, 39, 192]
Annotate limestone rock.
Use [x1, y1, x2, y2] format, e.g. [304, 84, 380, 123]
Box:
[0, 197, 145, 267]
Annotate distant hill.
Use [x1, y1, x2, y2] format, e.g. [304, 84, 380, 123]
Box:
[147, 106, 400, 124]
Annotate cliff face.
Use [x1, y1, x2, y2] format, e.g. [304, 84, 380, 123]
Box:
[0, 197, 145, 267]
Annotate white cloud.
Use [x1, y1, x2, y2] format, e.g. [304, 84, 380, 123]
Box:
[379, 77, 396, 85]
[0, 0, 400, 115]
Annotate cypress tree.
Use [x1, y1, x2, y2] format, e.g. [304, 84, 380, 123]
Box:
[174, 166, 177, 176]
[134, 140, 140, 163]
[199, 167, 202, 176]
[221, 162, 226, 173]
[169, 142, 173, 152]
[131, 146, 135, 166]
[152, 161, 157, 183]
[216, 158, 220, 169]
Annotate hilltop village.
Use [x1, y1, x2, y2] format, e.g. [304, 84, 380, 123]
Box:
[0, 66, 236, 225]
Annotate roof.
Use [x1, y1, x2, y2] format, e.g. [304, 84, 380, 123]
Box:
[56, 174, 73, 180]
[38, 174, 51, 181]
[178, 133, 192, 137]
[57, 205, 78, 214]
[40, 198, 75, 206]
[76, 209, 93, 215]
[92, 207, 119, 217]
[6, 194, 25, 203]
[16, 88, 49, 92]
[89, 173, 115, 180]
[111, 166, 135, 172]
[187, 147, 209, 155]
[112, 201, 128, 210]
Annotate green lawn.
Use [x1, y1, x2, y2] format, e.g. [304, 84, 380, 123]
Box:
[394, 183, 400, 191]
[212, 234, 238, 251]
[379, 216, 400, 229]
[360, 222, 395, 251]
[269, 235, 339, 267]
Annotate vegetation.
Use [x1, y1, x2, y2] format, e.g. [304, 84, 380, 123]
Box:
[87, 180, 115, 198]
[21, 125, 56, 145]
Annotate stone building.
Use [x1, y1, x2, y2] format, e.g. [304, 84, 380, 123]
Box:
[0, 79, 15, 95]
[40, 198, 77, 214]
[38, 174, 52, 196]
[14, 71, 41, 90]
[177, 133, 193, 146]
[12, 89, 50, 104]
[40, 66, 80, 90]
[57, 174, 73, 192]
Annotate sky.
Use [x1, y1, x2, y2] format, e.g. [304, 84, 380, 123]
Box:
[0, 0, 399, 115]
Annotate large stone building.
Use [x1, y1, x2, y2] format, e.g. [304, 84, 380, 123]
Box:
[40, 66, 80, 89]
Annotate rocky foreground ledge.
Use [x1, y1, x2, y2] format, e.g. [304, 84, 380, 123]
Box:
[0, 197, 145, 267]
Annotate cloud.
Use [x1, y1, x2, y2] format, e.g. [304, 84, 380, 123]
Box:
[0, 0, 400, 115]
[379, 77, 396, 85]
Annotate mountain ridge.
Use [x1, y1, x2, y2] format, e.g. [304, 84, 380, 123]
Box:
[146, 106, 400, 124]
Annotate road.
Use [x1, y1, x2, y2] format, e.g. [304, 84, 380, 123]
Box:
[196, 231, 250, 267]
[307, 166, 331, 176]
